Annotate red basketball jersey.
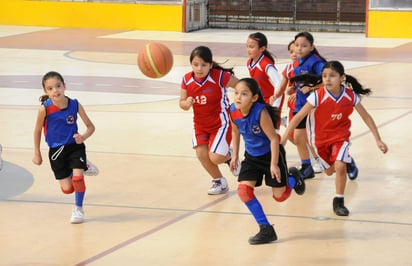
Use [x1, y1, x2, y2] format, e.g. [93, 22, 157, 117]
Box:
[181, 68, 231, 129]
[306, 86, 360, 147]
[247, 54, 277, 103]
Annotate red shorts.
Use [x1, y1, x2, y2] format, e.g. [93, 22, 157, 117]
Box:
[192, 122, 232, 156]
[316, 140, 351, 169]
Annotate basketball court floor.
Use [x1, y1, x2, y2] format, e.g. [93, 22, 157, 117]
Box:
[0, 25, 411, 265]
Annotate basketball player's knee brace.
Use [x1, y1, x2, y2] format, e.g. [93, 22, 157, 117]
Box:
[61, 185, 74, 194]
[273, 186, 291, 202]
[237, 184, 255, 203]
[72, 175, 86, 192]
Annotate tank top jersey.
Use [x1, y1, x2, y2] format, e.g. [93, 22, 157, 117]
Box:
[282, 60, 299, 87]
[181, 68, 231, 130]
[293, 53, 325, 113]
[247, 54, 277, 104]
[306, 85, 360, 147]
[43, 97, 79, 148]
[230, 102, 278, 157]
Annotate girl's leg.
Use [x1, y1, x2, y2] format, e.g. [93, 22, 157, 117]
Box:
[238, 181, 277, 244]
[71, 168, 86, 223]
[195, 145, 228, 195]
[333, 160, 349, 216]
[294, 128, 314, 179]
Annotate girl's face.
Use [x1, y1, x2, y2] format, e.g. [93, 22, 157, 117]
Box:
[294, 36, 314, 59]
[289, 44, 297, 61]
[191, 55, 212, 79]
[246, 38, 265, 62]
[233, 81, 258, 113]
[322, 67, 345, 91]
[43, 76, 66, 102]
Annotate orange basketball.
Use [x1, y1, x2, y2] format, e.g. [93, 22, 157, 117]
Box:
[137, 43, 173, 78]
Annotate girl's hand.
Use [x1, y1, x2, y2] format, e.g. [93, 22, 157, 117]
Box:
[269, 95, 275, 106]
[186, 96, 194, 106]
[377, 140, 388, 154]
[271, 164, 281, 183]
[32, 154, 42, 165]
[230, 156, 239, 173]
[73, 133, 84, 144]
[299, 85, 312, 94]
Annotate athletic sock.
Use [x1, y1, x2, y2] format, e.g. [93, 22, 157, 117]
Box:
[75, 192, 85, 207]
[245, 197, 270, 225]
[301, 159, 311, 166]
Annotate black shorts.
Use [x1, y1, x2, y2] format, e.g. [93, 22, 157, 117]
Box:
[293, 113, 307, 129]
[48, 143, 87, 180]
[238, 144, 288, 187]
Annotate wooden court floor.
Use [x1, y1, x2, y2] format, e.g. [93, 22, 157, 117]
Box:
[0, 26, 411, 266]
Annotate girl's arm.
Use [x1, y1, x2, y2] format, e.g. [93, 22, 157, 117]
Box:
[274, 77, 288, 100]
[260, 109, 280, 182]
[280, 102, 312, 146]
[226, 75, 239, 89]
[355, 102, 388, 153]
[179, 89, 194, 111]
[230, 120, 241, 172]
[32, 106, 46, 165]
[74, 102, 95, 144]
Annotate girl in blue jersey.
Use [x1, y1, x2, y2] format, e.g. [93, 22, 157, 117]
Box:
[291, 32, 327, 179]
[229, 78, 305, 245]
[32, 71, 95, 224]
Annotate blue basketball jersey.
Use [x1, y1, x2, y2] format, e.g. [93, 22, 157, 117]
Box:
[230, 102, 271, 157]
[293, 53, 325, 113]
[43, 97, 78, 148]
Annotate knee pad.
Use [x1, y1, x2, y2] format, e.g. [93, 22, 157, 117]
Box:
[72, 175, 86, 192]
[61, 185, 74, 194]
[237, 184, 255, 203]
[273, 186, 291, 202]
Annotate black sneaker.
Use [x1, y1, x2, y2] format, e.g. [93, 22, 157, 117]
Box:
[346, 157, 358, 180]
[299, 163, 315, 179]
[333, 197, 350, 216]
[248, 224, 278, 245]
[289, 167, 305, 195]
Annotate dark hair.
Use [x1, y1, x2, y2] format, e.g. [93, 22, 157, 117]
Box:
[324, 61, 371, 96]
[248, 32, 276, 63]
[39, 71, 65, 103]
[237, 77, 280, 128]
[287, 40, 294, 51]
[290, 61, 372, 97]
[294, 31, 327, 63]
[190, 46, 235, 75]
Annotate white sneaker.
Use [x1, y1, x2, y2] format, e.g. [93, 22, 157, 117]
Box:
[208, 177, 229, 195]
[84, 159, 99, 176]
[280, 115, 288, 127]
[70, 207, 84, 224]
[0, 144, 3, 171]
[311, 157, 323, 174]
[228, 148, 241, 176]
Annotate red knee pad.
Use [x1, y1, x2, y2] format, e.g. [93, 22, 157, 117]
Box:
[61, 185, 74, 194]
[237, 184, 255, 203]
[72, 175, 86, 192]
[273, 186, 291, 202]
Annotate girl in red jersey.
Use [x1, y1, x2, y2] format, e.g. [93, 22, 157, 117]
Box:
[179, 46, 240, 195]
[246, 32, 283, 108]
[281, 61, 388, 216]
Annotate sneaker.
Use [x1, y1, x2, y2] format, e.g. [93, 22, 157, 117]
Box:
[333, 197, 349, 216]
[227, 148, 241, 176]
[311, 157, 323, 174]
[346, 157, 358, 180]
[289, 167, 305, 195]
[208, 177, 229, 195]
[70, 207, 84, 224]
[248, 224, 278, 245]
[299, 164, 315, 179]
[84, 159, 99, 176]
[0, 144, 3, 171]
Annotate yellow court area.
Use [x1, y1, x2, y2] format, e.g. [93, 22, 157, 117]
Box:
[0, 26, 411, 265]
